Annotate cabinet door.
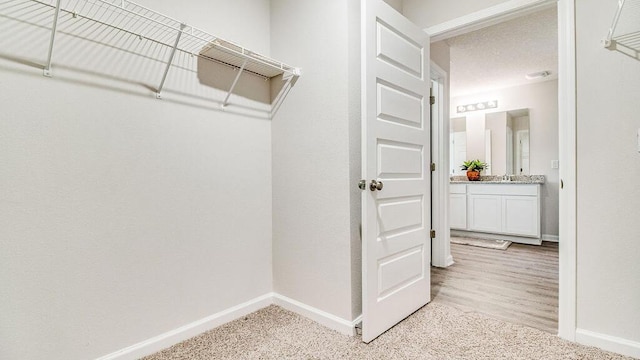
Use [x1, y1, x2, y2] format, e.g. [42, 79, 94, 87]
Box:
[467, 195, 502, 233]
[449, 194, 467, 230]
[502, 196, 539, 237]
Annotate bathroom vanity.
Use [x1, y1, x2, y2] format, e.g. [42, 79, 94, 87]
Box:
[450, 176, 545, 245]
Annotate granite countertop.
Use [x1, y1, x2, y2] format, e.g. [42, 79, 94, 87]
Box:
[450, 175, 545, 184]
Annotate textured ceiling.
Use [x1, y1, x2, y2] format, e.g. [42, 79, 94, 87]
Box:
[447, 7, 558, 97]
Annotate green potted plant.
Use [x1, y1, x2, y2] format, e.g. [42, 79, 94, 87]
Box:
[461, 159, 488, 181]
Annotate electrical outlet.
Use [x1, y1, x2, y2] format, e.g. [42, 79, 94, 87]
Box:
[551, 160, 559, 169]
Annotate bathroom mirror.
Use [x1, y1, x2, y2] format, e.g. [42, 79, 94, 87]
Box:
[450, 117, 467, 175]
[450, 108, 530, 176]
[485, 109, 530, 175]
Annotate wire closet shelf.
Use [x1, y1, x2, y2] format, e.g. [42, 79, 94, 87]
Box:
[603, 0, 640, 54]
[27, 0, 301, 111]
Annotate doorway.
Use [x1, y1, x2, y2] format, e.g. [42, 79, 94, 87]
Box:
[427, 0, 575, 337]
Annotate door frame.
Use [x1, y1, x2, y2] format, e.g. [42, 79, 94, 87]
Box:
[423, 0, 577, 341]
[430, 61, 453, 268]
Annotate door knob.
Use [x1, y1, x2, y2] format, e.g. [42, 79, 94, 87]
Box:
[370, 179, 384, 191]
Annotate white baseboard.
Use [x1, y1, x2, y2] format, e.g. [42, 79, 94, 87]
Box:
[272, 293, 359, 336]
[95, 293, 359, 359]
[445, 255, 455, 267]
[576, 328, 640, 359]
[542, 234, 559, 242]
[95, 293, 273, 360]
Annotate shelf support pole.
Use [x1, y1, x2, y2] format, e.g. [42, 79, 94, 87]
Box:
[156, 23, 186, 99]
[44, 0, 62, 77]
[603, 0, 625, 49]
[221, 58, 248, 108]
[270, 74, 296, 118]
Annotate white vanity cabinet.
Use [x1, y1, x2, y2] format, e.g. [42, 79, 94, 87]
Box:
[467, 193, 502, 233]
[449, 184, 467, 230]
[450, 183, 541, 241]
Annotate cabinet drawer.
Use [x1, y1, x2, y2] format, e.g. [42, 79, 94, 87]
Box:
[467, 184, 538, 196]
[450, 184, 466, 194]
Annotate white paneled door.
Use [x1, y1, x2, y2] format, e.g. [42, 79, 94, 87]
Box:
[361, 0, 431, 343]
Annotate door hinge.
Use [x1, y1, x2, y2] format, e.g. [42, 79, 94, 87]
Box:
[430, 162, 436, 172]
[430, 229, 436, 239]
[430, 95, 435, 105]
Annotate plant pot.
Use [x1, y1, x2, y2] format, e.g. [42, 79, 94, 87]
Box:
[466, 170, 480, 181]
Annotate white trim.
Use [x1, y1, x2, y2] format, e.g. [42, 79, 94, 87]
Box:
[272, 293, 358, 336]
[425, 0, 556, 42]
[95, 293, 361, 359]
[557, 0, 577, 342]
[576, 329, 640, 359]
[445, 255, 454, 267]
[542, 234, 559, 242]
[430, 61, 452, 268]
[94, 293, 273, 360]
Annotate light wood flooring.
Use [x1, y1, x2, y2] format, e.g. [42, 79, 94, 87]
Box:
[431, 240, 559, 334]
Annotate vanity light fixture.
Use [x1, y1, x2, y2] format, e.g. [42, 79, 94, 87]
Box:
[457, 100, 498, 113]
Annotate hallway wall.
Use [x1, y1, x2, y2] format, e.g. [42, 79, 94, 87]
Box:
[271, 0, 360, 323]
[575, 0, 640, 353]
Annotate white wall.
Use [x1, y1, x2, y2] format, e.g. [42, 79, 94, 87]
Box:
[0, 1, 273, 359]
[452, 80, 559, 237]
[403, 0, 510, 29]
[383, 0, 404, 13]
[431, 41, 451, 73]
[270, 0, 359, 322]
[575, 0, 640, 350]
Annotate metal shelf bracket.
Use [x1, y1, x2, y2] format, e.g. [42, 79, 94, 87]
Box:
[157, 23, 187, 99]
[603, 0, 640, 54]
[221, 58, 248, 108]
[43, 0, 62, 77]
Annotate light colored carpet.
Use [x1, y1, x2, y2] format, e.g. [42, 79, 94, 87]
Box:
[451, 236, 512, 250]
[143, 303, 631, 360]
